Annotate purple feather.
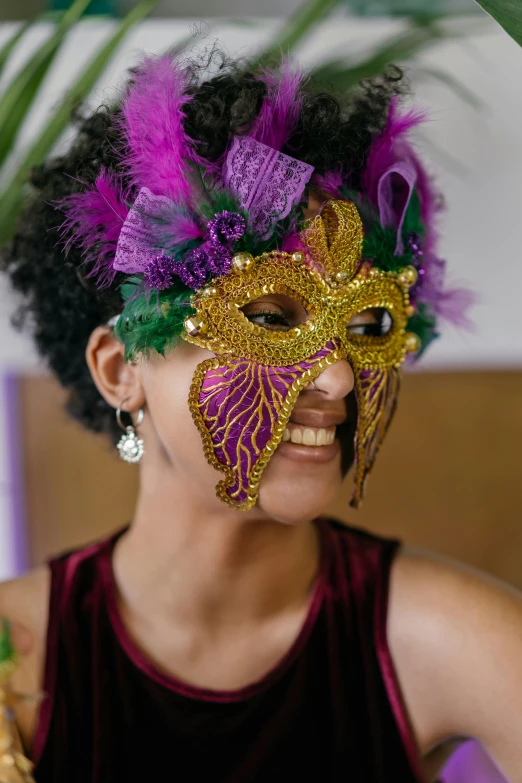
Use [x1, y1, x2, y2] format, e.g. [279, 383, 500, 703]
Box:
[312, 170, 344, 200]
[250, 59, 304, 151]
[117, 54, 202, 203]
[362, 97, 428, 206]
[363, 97, 440, 254]
[413, 253, 476, 329]
[57, 169, 129, 287]
[281, 231, 306, 254]
[151, 203, 205, 250]
[437, 286, 476, 329]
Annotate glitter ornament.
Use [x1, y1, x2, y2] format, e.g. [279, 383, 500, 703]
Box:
[208, 211, 246, 245]
[143, 256, 176, 290]
[232, 252, 254, 272]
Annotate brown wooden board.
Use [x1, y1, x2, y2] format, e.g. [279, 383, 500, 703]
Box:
[15, 371, 522, 588]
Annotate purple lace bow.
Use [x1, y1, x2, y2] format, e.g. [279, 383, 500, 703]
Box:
[224, 136, 314, 240]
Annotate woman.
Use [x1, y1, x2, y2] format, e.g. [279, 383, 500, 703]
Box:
[0, 52, 521, 783]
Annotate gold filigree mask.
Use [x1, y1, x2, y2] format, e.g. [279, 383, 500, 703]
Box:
[183, 200, 419, 510]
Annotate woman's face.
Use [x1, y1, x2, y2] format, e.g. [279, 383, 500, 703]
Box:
[137, 294, 382, 525]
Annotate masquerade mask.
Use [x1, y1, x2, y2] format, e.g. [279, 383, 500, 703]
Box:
[183, 199, 415, 509]
[59, 54, 472, 509]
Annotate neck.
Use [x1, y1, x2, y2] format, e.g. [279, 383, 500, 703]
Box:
[113, 460, 321, 632]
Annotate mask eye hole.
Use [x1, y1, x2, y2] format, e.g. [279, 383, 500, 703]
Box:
[346, 308, 393, 338]
[240, 294, 308, 333]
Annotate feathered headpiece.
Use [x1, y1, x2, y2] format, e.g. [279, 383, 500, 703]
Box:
[58, 52, 472, 361]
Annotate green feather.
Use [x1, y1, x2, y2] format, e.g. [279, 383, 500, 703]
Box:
[401, 189, 424, 240]
[407, 302, 439, 356]
[115, 280, 195, 361]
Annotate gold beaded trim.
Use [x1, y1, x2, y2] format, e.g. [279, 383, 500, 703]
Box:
[185, 252, 413, 371]
[188, 347, 345, 510]
[182, 199, 419, 509]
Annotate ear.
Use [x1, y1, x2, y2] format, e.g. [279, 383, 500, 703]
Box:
[86, 326, 145, 413]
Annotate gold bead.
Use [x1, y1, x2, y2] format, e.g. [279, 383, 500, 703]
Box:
[398, 265, 418, 287]
[201, 286, 217, 298]
[231, 252, 254, 272]
[291, 251, 304, 263]
[405, 304, 415, 318]
[405, 332, 421, 354]
[184, 315, 207, 337]
[336, 270, 349, 281]
[368, 268, 380, 278]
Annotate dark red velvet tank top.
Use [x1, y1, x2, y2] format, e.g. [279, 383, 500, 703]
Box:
[32, 518, 424, 782]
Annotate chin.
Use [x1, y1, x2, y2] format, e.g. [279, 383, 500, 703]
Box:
[256, 448, 343, 525]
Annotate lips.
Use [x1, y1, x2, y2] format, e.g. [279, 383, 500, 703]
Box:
[288, 408, 347, 429]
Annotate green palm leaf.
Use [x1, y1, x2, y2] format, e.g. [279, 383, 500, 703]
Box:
[0, 19, 33, 78]
[0, 0, 94, 169]
[255, 0, 342, 65]
[475, 0, 522, 47]
[0, 0, 156, 243]
[308, 18, 451, 93]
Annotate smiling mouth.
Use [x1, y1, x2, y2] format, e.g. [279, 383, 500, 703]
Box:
[275, 409, 346, 464]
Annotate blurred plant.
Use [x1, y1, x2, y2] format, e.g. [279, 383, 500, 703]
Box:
[474, 0, 522, 46]
[0, 0, 156, 243]
[1, 0, 519, 244]
[256, 0, 480, 114]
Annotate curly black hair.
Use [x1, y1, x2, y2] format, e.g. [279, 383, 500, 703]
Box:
[1, 52, 406, 445]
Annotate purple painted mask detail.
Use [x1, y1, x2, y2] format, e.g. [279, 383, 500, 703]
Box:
[224, 136, 314, 240]
[193, 340, 340, 507]
[351, 366, 400, 507]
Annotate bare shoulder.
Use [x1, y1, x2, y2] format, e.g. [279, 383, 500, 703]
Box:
[387, 545, 522, 779]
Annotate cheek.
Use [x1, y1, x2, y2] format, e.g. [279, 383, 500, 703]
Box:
[140, 344, 213, 473]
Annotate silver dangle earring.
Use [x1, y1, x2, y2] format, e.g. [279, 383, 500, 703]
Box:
[116, 402, 145, 464]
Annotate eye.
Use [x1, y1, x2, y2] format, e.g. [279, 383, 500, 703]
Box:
[347, 308, 393, 337]
[241, 294, 308, 333]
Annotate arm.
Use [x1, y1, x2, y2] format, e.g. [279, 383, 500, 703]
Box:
[388, 547, 522, 782]
[0, 620, 35, 783]
[0, 568, 49, 773]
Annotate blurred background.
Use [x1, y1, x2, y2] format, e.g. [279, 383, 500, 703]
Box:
[0, 0, 521, 780]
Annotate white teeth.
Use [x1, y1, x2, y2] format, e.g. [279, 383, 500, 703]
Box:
[303, 428, 316, 446]
[290, 428, 303, 444]
[283, 425, 336, 447]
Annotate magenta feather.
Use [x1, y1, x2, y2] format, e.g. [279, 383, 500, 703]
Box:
[117, 54, 202, 203]
[312, 171, 344, 200]
[250, 60, 304, 151]
[281, 231, 306, 254]
[415, 253, 476, 329]
[58, 169, 129, 287]
[151, 203, 205, 251]
[437, 286, 476, 329]
[362, 97, 428, 206]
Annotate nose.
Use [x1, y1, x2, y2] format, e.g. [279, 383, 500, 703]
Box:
[312, 358, 354, 400]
